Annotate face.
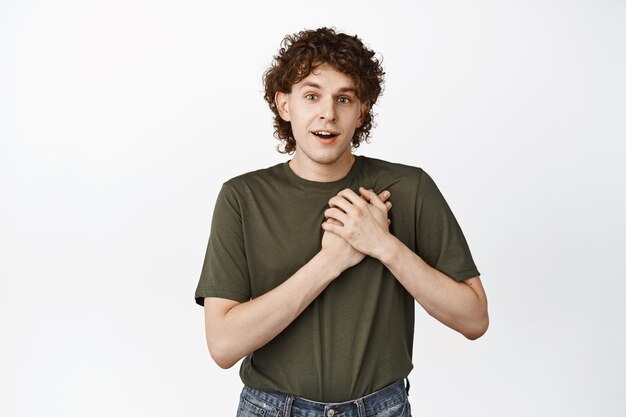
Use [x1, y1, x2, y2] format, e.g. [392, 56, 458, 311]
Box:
[275, 63, 368, 174]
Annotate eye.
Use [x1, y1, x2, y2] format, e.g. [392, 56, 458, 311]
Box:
[337, 97, 351, 104]
[305, 94, 317, 101]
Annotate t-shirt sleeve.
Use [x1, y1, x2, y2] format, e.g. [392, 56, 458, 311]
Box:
[194, 182, 251, 306]
[415, 170, 480, 281]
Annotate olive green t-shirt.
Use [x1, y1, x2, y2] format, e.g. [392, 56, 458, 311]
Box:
[195, 155, 479, 402]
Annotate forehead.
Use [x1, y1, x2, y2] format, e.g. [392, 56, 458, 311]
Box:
[294, 63, 356, 90]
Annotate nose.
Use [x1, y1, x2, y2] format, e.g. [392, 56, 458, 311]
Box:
[319, 98, 337, 121]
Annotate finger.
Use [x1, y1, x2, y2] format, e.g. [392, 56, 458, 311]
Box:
[321, 221, 342, 235]
[359, 187, 387, 211]
[388, 219, 391, 225]
[377, 190, 393, 212]
[327, 218, 344, 226]
[337, 188, 367, 208]
[378, 190, 391, 203]
[329, 195, 358, 216]
[324, 207, 349, 225]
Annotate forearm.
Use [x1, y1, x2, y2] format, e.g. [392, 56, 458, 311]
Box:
[205, 251, 341, 368]
[377, 235, 489, 339]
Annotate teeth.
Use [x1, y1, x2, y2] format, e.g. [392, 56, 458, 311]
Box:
[315, 131, 334, 136]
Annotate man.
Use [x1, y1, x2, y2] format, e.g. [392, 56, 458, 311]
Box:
[195, 27, 488, 417]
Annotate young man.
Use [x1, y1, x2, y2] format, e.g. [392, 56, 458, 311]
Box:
[195, 27, 488, 417]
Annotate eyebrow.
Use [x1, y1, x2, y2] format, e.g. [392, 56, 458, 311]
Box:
[301, 81, 357, 94]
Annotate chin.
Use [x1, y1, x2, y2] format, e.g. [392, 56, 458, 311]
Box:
[310, 150, 350, 165]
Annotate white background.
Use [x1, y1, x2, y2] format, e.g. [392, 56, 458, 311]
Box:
[1, 1, 625, 416]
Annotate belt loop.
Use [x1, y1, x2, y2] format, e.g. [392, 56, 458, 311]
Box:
[283, 394, 294, 417]
[405, 377, 411, 397]
[354, 398, 366, 417]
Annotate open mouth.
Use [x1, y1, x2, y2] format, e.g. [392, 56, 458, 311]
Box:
[312, 130, 339, 140]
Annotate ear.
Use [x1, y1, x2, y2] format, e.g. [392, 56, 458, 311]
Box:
[356, 101, 369, 128]
[275, 91, 291, 122]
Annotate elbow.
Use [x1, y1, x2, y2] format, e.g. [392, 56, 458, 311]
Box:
[463, 314, 489, 340]
[210, 348, 236, 369]
[213, 355, 237, 370]
[206, 338, 239, 369]
[204, 300, 246, 369]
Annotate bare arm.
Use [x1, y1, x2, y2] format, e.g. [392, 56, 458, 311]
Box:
[204, 250, 342, 369]
[323, 188, 489, 339]
[203, 191, 392, 369]
[377, 238, 488, 339]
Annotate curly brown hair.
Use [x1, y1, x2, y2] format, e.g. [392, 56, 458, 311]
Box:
[263, 27, 385, 154]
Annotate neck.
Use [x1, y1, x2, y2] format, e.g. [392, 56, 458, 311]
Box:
[289, 153, 356, 182]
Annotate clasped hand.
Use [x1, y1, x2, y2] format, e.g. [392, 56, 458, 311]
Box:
[321, 187, 392, 270]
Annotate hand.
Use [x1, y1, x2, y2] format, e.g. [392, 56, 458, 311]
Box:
[322, 187, 392, 260]
[320, 189, 392, 273]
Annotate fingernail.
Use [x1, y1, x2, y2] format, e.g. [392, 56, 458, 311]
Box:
[385, 191, 390, 197]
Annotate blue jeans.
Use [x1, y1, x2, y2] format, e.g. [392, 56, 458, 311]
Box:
[237, 379, 412, 417]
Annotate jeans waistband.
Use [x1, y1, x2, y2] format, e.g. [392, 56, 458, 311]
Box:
[241, 379, 409, 417]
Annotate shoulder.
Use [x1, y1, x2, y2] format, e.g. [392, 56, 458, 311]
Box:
[359, 155, 427, 186]
[221, 162, 286, 194]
